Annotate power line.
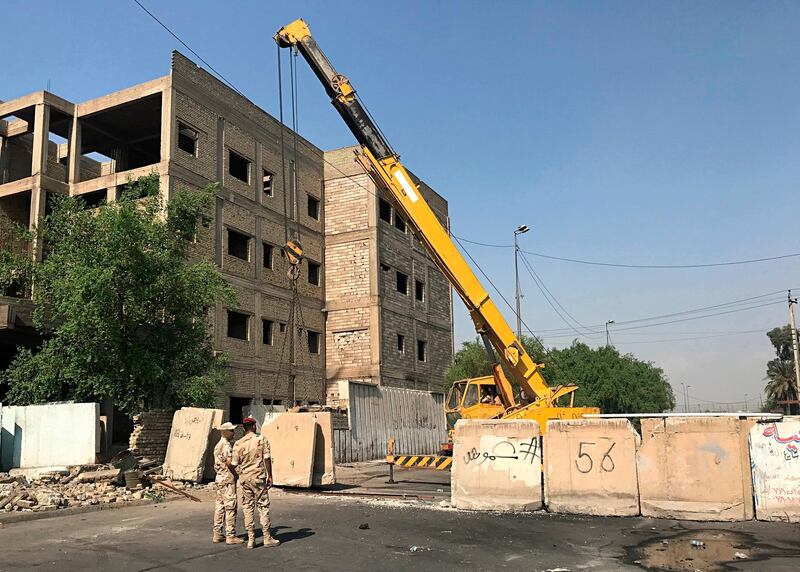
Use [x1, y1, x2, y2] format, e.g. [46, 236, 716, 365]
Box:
[534, 289, 790, 334]
[453, 234, 800, 269]
[452, 235, 545, 347]
[609, 329, 765, 345]
[532, 300, 783, 339]
[131, 0, 245, 97]
[517, 251, 599, 339]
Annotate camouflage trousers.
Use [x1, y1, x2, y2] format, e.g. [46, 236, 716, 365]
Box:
[213, 481, 237, 537]
[239, 479, 270, 534]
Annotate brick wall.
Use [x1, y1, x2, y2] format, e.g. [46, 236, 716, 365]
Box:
[170, 51, 326, 410]
[129, 410, 174, 464]
[323, 145, 453, 397]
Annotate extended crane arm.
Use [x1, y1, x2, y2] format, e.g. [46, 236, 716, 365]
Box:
[276, 19, 556, 405]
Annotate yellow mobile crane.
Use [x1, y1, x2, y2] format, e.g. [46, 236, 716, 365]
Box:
[276, 19, 598, 442]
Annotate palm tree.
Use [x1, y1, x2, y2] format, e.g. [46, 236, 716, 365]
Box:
[765, 359, 797, 412]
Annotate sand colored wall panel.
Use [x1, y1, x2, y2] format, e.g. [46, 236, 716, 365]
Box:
[163, 408, 216, 482]
[545, 419, 640, 516]
[451, 419, 542, 511]
[637, 417, 754, 521]
[262, 413, 317, 488]
[750, 420, 800, 522]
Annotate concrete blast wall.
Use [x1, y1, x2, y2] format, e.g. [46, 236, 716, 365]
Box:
[637, 417, 754, 521]
[0, 403, 99, 471]
[750, 420, 800, 522]
[545, 419, 640, 516]
[451, 419, 542, 511]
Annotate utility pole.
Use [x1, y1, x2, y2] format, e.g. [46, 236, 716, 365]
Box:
[513, 225, 529, 339]
[605, 320, 615, 348]
[788, 290, 800, 414]
[685, 385, 692, 414]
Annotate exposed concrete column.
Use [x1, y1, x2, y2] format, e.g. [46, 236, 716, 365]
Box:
[160, 86, 174, 164]
[67, 114, 81, 189]
[29, 188, 47, 261]
[160, 87, 175, 208]
[30, 103, 50, 176]
[0, 134, 7, 185]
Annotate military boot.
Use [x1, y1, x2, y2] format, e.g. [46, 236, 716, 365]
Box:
[226, 535, 245, 545]
[246, 532, 256, 549]
[212, 532, 225, 543]
[263, 534, 281, 548]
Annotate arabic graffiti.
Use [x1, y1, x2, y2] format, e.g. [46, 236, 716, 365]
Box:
[463, 437, 541, 466]
[762, 423, 800, 461]
[762, 423, 800, 444]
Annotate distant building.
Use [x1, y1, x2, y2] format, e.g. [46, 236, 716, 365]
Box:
[0, 52, 453, 420]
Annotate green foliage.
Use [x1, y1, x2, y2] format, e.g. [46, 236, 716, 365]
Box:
[446, 337, 675, 414]
[764, 325, 798, 407]
[1, 174, 235, 414]
[546, 342, 674, 413]
[445, 335, 545, 388]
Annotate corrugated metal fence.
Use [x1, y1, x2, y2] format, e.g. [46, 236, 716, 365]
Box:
[334, 382, 447, 463]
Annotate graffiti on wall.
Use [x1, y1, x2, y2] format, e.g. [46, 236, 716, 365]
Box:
[750, 421, 800, 520]
[761, 423, 800, 461]
[462, 436, 541, 466]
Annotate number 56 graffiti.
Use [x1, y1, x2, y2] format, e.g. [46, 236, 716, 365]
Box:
[575, 441, 616, 473]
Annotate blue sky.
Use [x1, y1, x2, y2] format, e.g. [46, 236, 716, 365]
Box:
[4, 1, 799, 409]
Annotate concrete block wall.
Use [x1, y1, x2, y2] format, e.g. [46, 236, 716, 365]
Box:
[170, 51, 327, 410]
[323, 145, 453, 398]
[1, 402, 99, 471]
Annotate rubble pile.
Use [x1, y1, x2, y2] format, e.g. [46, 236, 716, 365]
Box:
[0, 462, 210, 514]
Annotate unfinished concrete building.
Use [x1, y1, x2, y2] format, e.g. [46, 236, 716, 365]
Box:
[0, 52, 454, 419]
[0, 52, 326, 420]
[324, 146, 454, 405]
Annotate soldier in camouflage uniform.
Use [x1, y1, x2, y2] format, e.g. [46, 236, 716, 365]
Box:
[212, 422, 244, 544]
[230, 416, 280, 549]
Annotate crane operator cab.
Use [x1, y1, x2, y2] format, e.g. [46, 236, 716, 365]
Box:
[442, 376, 505, 454]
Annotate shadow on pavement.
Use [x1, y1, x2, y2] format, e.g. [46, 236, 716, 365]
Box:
[268, 525, 316, 543]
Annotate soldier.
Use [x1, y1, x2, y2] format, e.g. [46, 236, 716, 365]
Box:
[230, 416, 280, 549]
[212, 422, 244, 544]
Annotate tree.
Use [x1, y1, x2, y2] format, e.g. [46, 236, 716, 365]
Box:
[445, 335, 546, 389]
[764, 325, 798, 412]
[546, 342, 674, 413]
[445, 338, 675, 414]
[0, 175, 235, 414]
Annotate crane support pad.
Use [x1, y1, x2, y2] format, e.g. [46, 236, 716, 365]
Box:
[387, 455, 453, 471]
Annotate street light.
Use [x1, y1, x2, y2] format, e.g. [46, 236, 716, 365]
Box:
[680, 382, 686, 413]
[605, 320, 615, 347]
[686, 385, 692, 413]
[514, 225, 530, 339]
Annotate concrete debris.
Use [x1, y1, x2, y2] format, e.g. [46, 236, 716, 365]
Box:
[0, 465, 209, 514]
[734, 552, 748, 559]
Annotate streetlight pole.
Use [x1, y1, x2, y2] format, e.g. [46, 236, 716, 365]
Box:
[605, 320, 615, 348]
[513, 225, 529, 340]
[680, 382, 686, 413]
[686, 385, 692, 413]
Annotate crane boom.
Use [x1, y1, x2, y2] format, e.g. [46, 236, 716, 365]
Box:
[276, 18, 568, 408]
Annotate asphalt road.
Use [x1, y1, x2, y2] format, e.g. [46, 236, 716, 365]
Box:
[1, 491, 799, 571]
